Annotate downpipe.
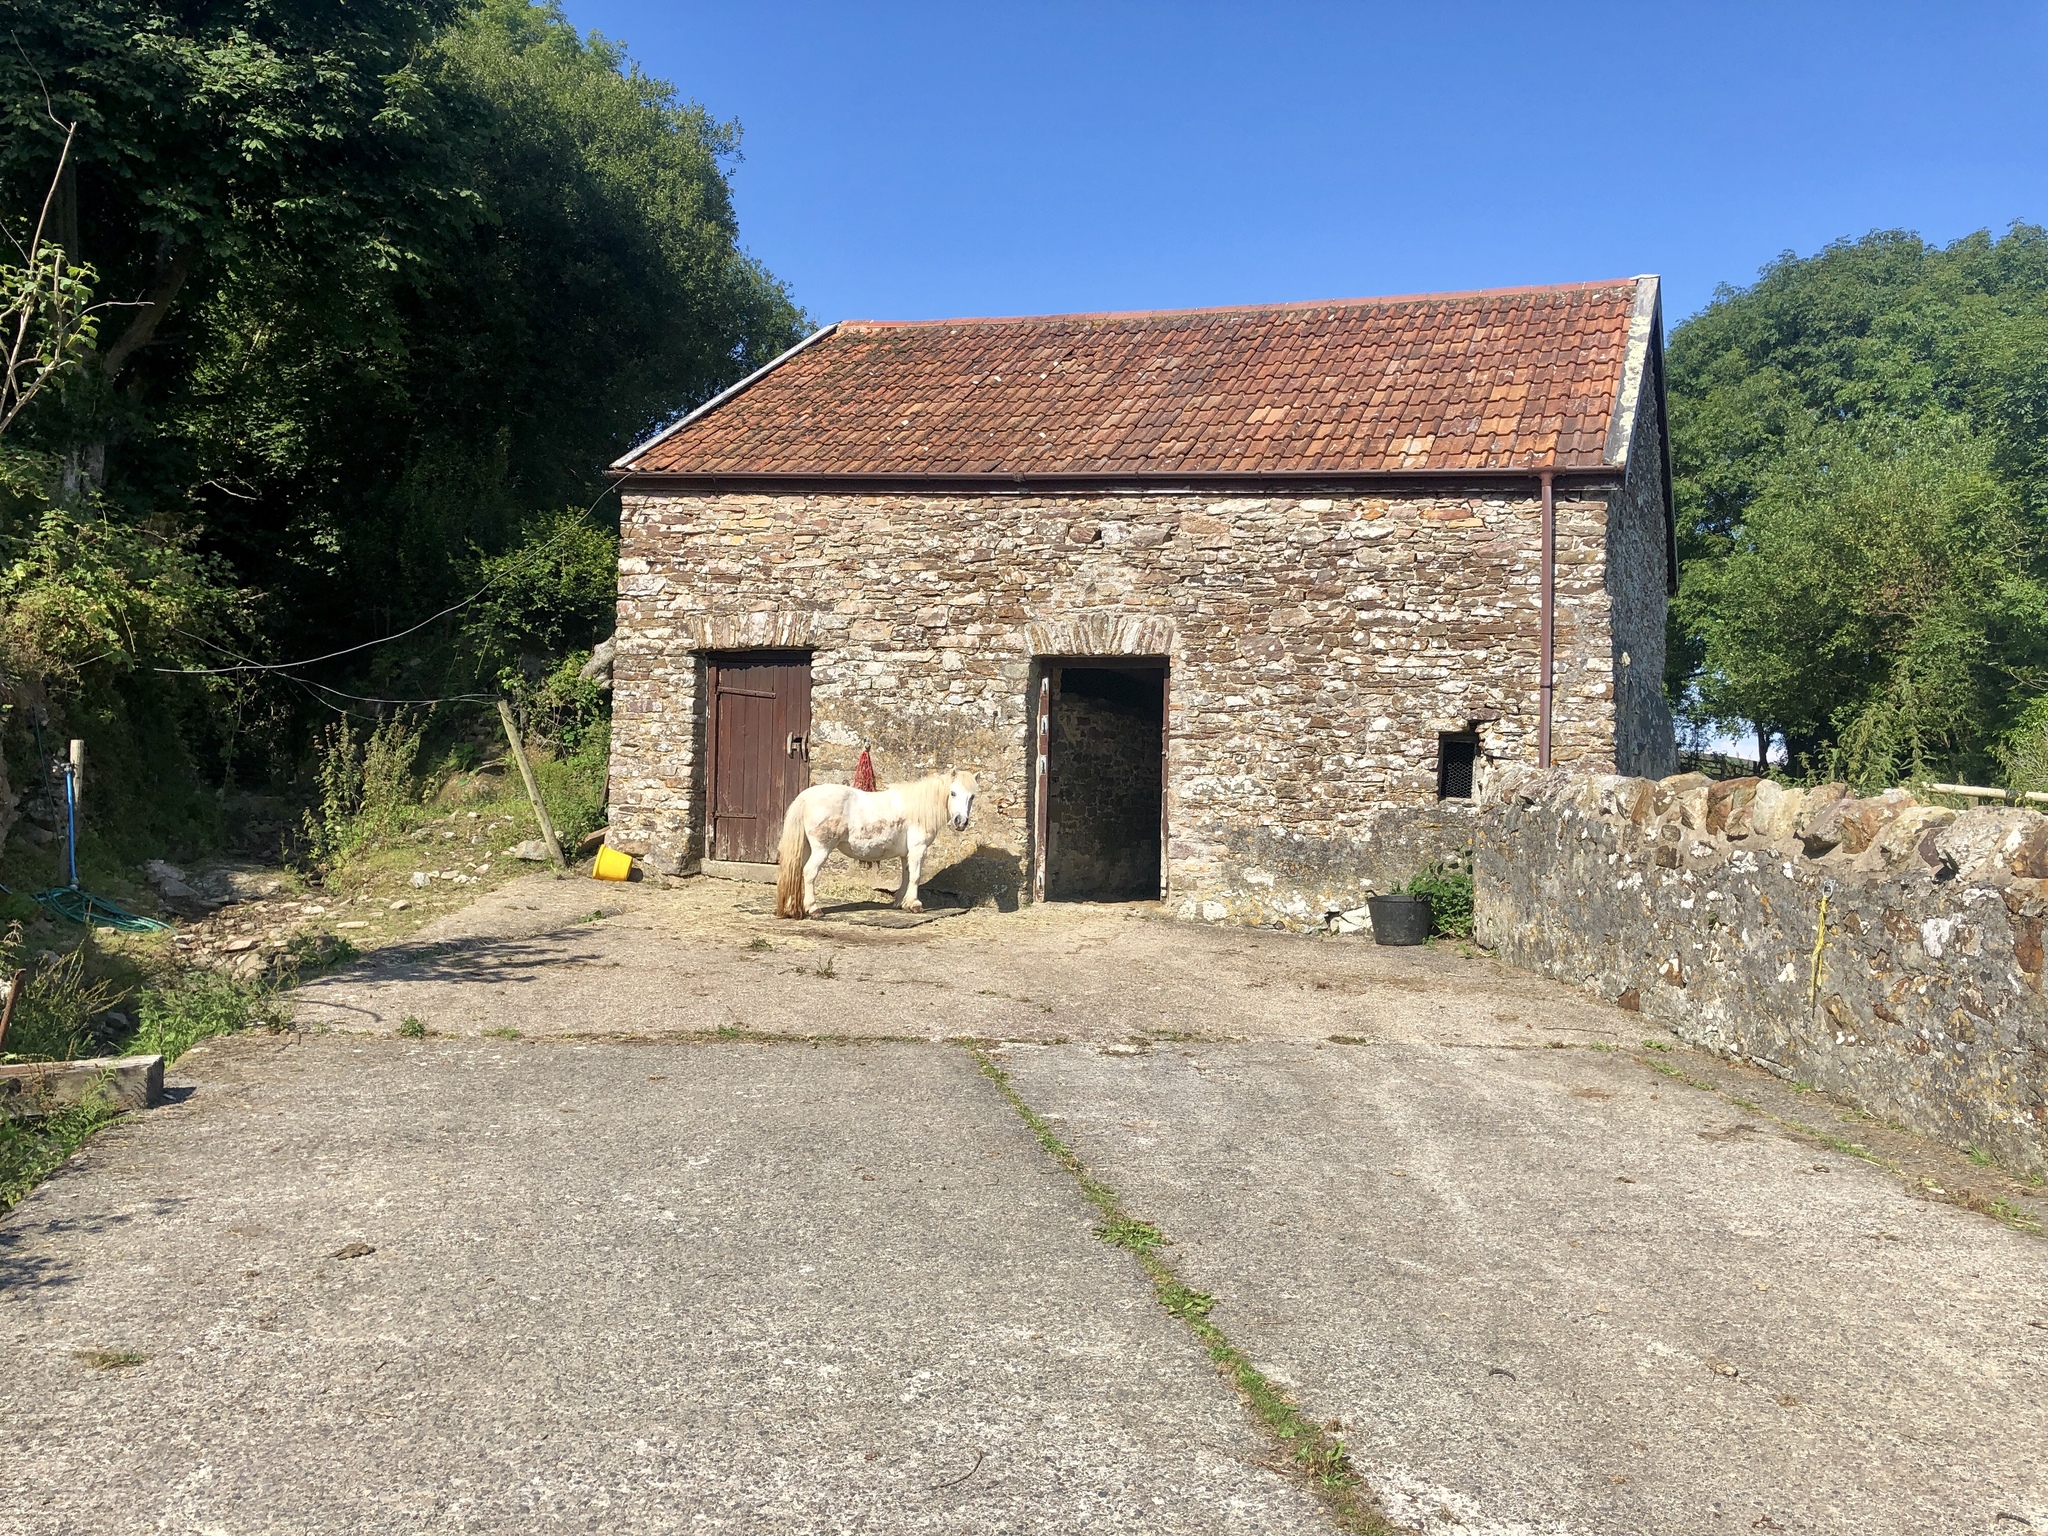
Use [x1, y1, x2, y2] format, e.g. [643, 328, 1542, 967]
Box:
[1538, 468, 1555, 769]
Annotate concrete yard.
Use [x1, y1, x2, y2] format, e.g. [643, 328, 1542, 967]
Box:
[4, 873, 2046, 1535]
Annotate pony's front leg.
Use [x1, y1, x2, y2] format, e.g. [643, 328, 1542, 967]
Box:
[802, 836, 831, 918]
[900, 834, 927, 912]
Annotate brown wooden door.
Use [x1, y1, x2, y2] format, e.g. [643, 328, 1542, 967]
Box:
[706, 653, 811, 865]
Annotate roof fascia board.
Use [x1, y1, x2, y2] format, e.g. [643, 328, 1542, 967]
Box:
[618, 468, 1629, 497]
[1602, 276, 1660, 468]
[611, 323, 840, 472]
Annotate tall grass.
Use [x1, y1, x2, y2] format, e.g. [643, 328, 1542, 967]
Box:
[0, 1092, 122, 1213]
[0, 922, 118, 1063]
[0, 954, 284, 1215]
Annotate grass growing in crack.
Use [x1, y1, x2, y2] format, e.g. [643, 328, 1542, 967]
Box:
[1642, 1058, 1717, 1093]
[968, 1046, 1396, 1534]
[73, 1349, 147, 1370]
[1625, 1043, 2047, 1240]
[1095, 1214, 1165, 1252]
[482, 1027, 520, 1040]
[398, 1016, 427, 1039]
[1986, 1198, 2044, 1232]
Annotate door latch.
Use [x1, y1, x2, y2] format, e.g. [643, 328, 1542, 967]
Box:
[786, 732, 809, 760]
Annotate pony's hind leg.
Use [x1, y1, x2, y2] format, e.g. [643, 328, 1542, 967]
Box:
[802, 836, 832, 918]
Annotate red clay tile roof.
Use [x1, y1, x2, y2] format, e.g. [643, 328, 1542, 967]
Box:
[620, 279, 1655, 478]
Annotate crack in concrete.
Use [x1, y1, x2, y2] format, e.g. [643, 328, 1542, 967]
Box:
[964, 1042, 1408, 1536]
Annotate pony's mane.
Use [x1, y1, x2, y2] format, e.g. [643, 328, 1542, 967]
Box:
[891, 770, 958, 836]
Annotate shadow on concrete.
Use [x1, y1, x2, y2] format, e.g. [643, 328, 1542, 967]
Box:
[925, 845, 1024, 913]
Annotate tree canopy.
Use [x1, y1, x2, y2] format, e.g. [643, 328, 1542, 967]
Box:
[1667, 226, 2048, 786]
[0, 0, 801, 847]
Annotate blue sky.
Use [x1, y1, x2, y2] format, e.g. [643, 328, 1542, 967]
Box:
[564, 1, 2048, 331]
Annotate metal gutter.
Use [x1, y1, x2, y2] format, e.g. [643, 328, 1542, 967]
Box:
[610, 323, 841, 473]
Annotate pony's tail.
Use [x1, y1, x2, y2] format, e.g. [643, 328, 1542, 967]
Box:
[775, 796, 808, 918]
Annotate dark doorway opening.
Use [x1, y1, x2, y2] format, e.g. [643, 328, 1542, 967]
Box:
[1041, 661, 1166, 902]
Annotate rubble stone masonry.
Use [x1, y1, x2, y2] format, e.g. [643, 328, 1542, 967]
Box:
[610, 476, 1673, 925]
[1476, 766, 2048, 1174]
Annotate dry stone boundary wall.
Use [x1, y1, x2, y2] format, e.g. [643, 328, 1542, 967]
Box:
[1474, 766, 2048, 1174]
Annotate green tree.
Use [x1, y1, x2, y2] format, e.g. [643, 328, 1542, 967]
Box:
[1668, 227, 2048, 781]
[1679, 419, 2048, 785]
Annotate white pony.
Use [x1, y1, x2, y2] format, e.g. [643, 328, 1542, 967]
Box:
[776, 770, 978, 920]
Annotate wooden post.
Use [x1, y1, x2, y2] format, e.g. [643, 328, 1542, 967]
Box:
[0, 969, 24, 1053]
[496, 699, 566, 871]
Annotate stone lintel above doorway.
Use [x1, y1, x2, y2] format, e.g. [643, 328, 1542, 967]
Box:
[682, 613, 816, 651]
[1023, 614, 1176, 658]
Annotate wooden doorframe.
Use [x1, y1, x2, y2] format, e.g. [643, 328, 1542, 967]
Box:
[1032, 665, 1055, 903]
[703, 649, 811, 869]
[1159, 665, 1170, 900]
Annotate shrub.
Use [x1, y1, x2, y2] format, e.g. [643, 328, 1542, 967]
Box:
[303, 712, 427, 867]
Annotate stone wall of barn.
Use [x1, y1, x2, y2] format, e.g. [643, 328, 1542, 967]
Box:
[1605, 387, 1680, 781]
[608, 482, 1648, 924]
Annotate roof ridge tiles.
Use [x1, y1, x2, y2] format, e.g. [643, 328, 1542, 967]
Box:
[836, 277, 1645, 332]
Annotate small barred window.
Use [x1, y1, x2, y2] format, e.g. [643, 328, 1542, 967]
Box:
[1437, 734, 1479, 800]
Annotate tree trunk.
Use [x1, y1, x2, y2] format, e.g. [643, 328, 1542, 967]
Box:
[97, 242, 194, 384]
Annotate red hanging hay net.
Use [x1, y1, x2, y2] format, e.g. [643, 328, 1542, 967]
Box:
[852, 747, 877, 792]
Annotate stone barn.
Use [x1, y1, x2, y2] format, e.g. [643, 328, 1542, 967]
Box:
[606, 277, 1678, 926]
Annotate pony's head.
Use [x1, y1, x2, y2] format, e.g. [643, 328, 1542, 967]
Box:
[948, 771, 978, 832]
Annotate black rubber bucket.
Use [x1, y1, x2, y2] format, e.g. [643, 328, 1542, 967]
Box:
[1367, 893, 1433, 946]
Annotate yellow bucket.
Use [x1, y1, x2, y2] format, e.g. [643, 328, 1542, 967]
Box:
[590, 844, 633, 882]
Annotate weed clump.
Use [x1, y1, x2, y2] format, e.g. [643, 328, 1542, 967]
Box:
[398, 1015, 427, 1039]
[134, 971, 288, 1064]
[1401, 863, 1474, 938]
